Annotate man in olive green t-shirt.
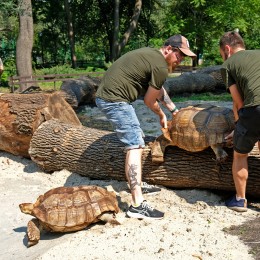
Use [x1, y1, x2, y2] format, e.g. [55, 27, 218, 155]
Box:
[96, 34, 196, 219]
[219, 31, 260, 212]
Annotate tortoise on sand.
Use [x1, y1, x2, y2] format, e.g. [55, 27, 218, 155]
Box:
[151, 104, 235, 163]
[19, 185, 120, 247]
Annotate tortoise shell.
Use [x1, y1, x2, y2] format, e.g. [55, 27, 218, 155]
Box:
[168, 104, 235, 152]
[27, 185, 119, 232]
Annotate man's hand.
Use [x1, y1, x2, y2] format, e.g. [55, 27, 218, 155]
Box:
[160, 114, 168, 129]
[172, 110, 179, 118]
[225, 130, 234, 141]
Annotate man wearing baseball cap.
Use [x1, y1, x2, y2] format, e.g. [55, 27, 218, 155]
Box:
[96, 34, 196, 220]
[164, 34, 197, 72]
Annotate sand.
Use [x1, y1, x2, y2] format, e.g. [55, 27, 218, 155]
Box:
[0, 100, 259, 260]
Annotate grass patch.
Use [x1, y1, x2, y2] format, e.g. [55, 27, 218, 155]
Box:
[171, 92, 232, 102]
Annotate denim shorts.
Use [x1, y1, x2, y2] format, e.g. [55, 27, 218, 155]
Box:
[234, 105, 260, 154]
[95, 97, 145, 150]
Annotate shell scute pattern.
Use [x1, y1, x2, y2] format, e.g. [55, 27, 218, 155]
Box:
[19, 185, 120, 246]
[151, 104, 235, 163]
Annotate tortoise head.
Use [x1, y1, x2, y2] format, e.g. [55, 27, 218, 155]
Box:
[19, 203, 34, 215]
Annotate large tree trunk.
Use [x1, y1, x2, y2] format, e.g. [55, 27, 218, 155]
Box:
[16, 0, 34, 91]
[109, 0, 142, 61]
[0, 93, 81, 157]
[64, 0, 77, 68]
[29, 119, 260, 197]
[164, 66, 226, 96]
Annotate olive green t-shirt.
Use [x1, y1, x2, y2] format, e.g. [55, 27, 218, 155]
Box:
[96, 47, 168, 103]
[221, 50, 260, 107]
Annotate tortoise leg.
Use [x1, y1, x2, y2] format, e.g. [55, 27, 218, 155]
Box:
[150, 130, 171, 163]
[210, 144, 228, 162]
[99, 213, 122, 225]
[27, 218, 41, 247]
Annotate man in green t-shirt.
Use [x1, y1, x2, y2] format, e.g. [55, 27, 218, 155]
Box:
[96, 34, 196, 219]
[219, 31, 260, 212]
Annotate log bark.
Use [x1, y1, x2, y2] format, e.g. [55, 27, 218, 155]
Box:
[0, 93, 81, 157]
[29, 119, 260, 197]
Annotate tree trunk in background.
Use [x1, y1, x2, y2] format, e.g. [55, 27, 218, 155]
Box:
[110, 0, 142, 61]
[16, 0, 33, 92]
[29, 119, 260, 197]
[0, 93, 81, 158]
[111, 0, 119, 62]
[64, 0, 77, 68]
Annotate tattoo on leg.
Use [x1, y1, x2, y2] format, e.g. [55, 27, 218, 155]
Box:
[128, 163, 141, 191]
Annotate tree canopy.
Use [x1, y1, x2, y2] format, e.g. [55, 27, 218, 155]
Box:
[0, 0, 259, 75]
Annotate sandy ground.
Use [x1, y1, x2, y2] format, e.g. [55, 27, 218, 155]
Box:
[1, 100, 259, 260]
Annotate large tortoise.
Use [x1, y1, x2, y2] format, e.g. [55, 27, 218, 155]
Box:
[19, 185, 120, 247]
[151, 104, 235, 163]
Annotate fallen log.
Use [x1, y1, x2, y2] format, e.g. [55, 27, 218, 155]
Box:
[29, 119, 260, 197]
[59, 76, 101, 108]
[164, 66, 226, 96]
[0, 93, 81, 157]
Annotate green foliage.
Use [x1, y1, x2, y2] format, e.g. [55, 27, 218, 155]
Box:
[191, 0, 206, 8]
[2, 0, 259, 73]
[35, 65, 105, 75]
[35, 65, 77, 75]
[0, 58, 16, 87]
[172, 92, 232, 102]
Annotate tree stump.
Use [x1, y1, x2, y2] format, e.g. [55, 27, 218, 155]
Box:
[0, 92, 81, 157]
[29, 119, 260, 197]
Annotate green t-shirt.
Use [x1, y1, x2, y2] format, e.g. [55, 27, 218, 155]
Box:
[221, 50, 260, 107]
[96, 47, 168, 103]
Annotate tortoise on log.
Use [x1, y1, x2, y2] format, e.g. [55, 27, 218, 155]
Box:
[0, 92, 81, 157]
[28, 119, 260, 197]
[19, 185, 120, 247]
[151, 105, 235, 163]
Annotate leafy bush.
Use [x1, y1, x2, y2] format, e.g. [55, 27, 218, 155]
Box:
[35, 65, 106, 75]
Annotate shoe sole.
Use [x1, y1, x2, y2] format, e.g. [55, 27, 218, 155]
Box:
[142, 191, 161, 195]
[126, 211, 164, 220]
[127, 189, 161, 195]
[227, 206, 248, 212]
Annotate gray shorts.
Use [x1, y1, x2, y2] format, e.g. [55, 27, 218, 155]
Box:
[234, 105, 260, 154]
[95, 97, 145, 150]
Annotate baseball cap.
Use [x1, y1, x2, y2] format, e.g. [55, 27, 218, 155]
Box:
[164, 34, 197, 58]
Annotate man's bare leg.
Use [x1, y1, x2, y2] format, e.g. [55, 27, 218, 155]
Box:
[232, 151, 248, 198]
[125, 148, 144, 205]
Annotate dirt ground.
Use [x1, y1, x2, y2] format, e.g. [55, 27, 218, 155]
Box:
[225, 215, 260, 258]
[77, 99, 260, 260]
[1, 99, 259, 260]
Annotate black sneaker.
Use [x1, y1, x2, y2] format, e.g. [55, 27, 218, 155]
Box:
[141, 182, 161, 194]
[126, 200, 164, 219]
